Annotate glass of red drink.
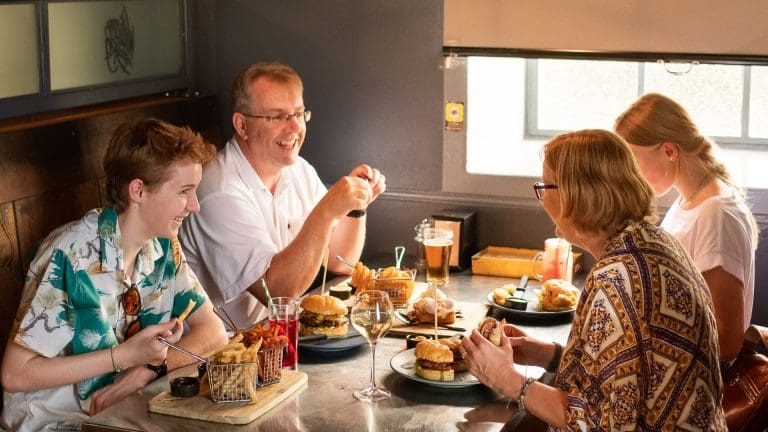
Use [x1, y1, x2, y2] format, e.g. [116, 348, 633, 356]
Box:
[268, 297, 299, 369]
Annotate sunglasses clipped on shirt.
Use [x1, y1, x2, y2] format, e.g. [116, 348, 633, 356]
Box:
[122, 284, 142, 338]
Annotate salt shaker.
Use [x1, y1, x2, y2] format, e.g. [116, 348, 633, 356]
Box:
[413, 218, 431, 271]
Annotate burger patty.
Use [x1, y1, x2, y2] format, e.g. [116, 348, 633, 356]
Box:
[300, 314, 348, 328]
[416, 359, 452, 371]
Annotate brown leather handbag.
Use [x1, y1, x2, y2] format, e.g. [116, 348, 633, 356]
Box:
[723, 325, 768, 432]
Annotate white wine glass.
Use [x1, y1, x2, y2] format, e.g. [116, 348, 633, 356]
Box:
[350, 290, 394, 402]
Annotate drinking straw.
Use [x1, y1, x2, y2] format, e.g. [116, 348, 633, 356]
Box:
[394, 246, 405, 270]
[321, 247, 330, 296]
[262, 278, 277, 316]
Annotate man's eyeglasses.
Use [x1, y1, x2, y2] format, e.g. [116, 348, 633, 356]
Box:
[122, 284, 142, 338]
[241, 111, 312, 123]
[533, 181, 558, 200]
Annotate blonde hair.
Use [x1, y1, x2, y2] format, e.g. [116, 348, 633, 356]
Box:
[544, 129, 657, 236]
[104, 118, 216, 212]
[231, 62, 303, 114]
[615, 93, 758, 245]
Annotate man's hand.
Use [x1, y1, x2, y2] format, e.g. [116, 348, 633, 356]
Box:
[349, 164, 386, 203]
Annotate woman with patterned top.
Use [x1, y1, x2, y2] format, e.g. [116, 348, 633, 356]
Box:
[1, 119, 228, 431]
[615, 93, 758, 362]
[461, 129, 726, 431]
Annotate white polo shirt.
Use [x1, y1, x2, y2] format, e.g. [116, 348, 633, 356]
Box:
[180, 138, 326, 329]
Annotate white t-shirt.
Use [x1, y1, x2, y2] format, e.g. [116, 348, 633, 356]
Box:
[662, 186, 756, 330]
[180, 138, 327, 329]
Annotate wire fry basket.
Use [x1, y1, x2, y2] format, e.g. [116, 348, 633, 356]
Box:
[258, 344, 284, 386]
[207, 360, 260, 403]
[206, 345, 284, 403]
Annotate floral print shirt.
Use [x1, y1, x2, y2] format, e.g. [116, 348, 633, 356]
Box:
[552, 221, 727, 431]
[2, 207, 208, 432]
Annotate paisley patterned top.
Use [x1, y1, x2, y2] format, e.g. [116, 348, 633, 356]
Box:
[552, 221, 727, 431]
[2, 207, 208, 432]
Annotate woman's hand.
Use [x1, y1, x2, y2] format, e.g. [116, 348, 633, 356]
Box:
[461, 329, 524, 397]
[115, 320, 182, 370]
[504, 325, 557, 368]
[89, 365, 156, 415]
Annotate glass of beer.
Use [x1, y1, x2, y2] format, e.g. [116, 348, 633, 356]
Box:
[423, 227, 453, 285]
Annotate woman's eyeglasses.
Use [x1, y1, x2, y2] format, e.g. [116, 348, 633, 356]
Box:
[122, 284, 142, 338]
[533, 181, 558, 200]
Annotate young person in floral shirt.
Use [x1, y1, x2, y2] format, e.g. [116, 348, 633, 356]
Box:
[1, 118, 228, 431]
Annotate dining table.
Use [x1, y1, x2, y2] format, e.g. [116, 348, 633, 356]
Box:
[82, 268, 575, 432]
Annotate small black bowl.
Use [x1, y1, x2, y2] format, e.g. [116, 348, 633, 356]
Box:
[504, 297, 529, 311]
[170, 376, 200, 398]
[405, 334, 430, 349]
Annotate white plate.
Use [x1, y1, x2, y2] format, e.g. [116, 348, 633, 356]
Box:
[389, 348, 482, 388]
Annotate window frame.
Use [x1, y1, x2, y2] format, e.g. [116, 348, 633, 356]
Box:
[0, 0, 191, 121]
[441, 46, 768, 210]
[525, 58, 768, 151]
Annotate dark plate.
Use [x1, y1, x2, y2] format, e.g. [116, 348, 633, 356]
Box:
[486, 292, 574, 323]
[298, 326, 367, 354]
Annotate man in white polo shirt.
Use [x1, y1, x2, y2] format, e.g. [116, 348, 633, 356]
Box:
[180, 62, 385, 329]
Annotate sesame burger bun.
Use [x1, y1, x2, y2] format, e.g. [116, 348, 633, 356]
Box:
[299, 295, 349, 337]
[477, 317, 505, 346]
[300, 295, 348, 316]
[414, 340, 455, 381]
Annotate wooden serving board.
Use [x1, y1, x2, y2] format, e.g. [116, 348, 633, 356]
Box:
[389, 301, 489, 338]
[148, 370, 307, 425]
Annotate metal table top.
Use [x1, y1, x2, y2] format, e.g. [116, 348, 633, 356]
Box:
[82, 271, 572, 432]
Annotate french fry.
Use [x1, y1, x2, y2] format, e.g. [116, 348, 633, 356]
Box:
[176, 299, 196, 324]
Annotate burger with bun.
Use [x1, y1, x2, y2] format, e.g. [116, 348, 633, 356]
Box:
[414, 339, 454, 381]
[299, 295, 349, 337]
[538, 279, 579, 311]
[477, 317, 506, 346]
[406, 288, 456, 325]
[438, 337, 467, 371]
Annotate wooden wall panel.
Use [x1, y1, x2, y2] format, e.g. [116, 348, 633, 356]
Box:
[14, 181, 101, 271]
[0, 95, 221, 395]
[0, 202, 23, 364]
[0, 124, 85, 203]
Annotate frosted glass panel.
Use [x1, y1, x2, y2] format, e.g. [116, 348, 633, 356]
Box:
[0, 4, 40, 98]
[49, 0, 182, 91]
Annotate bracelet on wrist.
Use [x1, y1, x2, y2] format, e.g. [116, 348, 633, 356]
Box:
[110, 345, 123, 373]
[346, 209, 366, 218]
[545, 342, 563, 373]
[517, 377, 536, 414]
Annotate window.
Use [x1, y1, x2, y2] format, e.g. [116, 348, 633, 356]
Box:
[449, 56, 768, 192]
[0, 0, 189, 121]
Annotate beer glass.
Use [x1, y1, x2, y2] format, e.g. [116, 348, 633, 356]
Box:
[423, 227, 453, 285]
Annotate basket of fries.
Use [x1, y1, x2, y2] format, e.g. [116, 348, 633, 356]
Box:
[374, 266, 416, 307]
[206, 323, 288, 403]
